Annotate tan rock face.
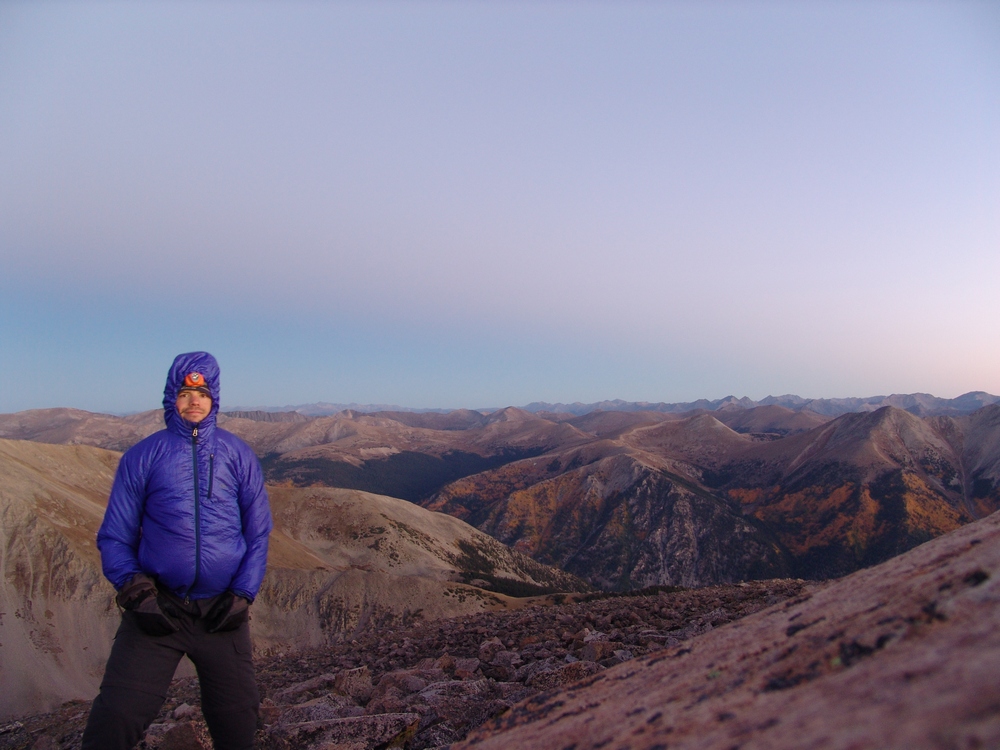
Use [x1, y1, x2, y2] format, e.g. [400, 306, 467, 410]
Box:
[0, 439, 123, 722]
[455, 510, 1000, 750]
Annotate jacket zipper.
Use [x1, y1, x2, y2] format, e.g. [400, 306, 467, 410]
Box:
[187, 426, 202, 603]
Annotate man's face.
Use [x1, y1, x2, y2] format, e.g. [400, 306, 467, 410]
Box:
[175, 389, 213, 424]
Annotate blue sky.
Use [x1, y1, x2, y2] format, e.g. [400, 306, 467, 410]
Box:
[2, 1, 998, 414]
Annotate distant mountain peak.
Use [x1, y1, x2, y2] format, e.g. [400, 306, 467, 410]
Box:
[521, 392, 999, 418]
[484, 406, 537, 424]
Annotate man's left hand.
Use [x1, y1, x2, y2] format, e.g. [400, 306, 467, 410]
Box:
[205, 591, 250, 633]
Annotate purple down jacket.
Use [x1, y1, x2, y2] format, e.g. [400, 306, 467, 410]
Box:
[97, 352, 272, 602]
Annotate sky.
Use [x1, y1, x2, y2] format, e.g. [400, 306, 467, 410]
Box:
[1, 1, 998, 414]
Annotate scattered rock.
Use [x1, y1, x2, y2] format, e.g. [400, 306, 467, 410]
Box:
[0, 578, 806, 750]
[156, 722, 206, 750]
[271, 673, 340, 705]
[266, 713, 419, 750]
[333, 665, 374, 703]
[8, 512, 1000, 750]
[525, 661, 603, 691]
[478, 637, 504, 664]
[480, 649, 522, 681]
[366, 668, 447, 714]
[452, 657, 480, 680]
[579, 640, 619, 663]
[171, 703, 197, 720]
[274, 694, 364, 724]
[432, 653, 456, 674]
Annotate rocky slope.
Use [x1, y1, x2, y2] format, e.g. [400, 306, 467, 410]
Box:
[0, 578, 809, 749]
[710, 403, 831, 437]
[705, 404, 1000, 577]
[6, 510, 998, 749]
[0, 440, 122, 724]
[427, 449, 789, 590]
[455, 508, 1000, 750]
[423, 406, 1000, 585]
[0, 439, 584, 720]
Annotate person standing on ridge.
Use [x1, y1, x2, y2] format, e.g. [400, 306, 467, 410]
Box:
[83, 351, 273, 750]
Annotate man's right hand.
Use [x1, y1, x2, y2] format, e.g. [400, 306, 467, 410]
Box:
[116, 574, 180, 636]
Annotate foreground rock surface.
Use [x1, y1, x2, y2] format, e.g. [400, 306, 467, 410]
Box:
[0, 579, 803, 749]
[7, 509, 998, 748]
[455, 509, 1000, 750]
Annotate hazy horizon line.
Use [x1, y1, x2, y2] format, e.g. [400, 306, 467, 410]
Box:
[10, 389, 997, 418]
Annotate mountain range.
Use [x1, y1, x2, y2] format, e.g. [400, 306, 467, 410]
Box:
[4, 397, 999, 591]
[225, 391, 1000, 418]
[522, 390, 1000, 417]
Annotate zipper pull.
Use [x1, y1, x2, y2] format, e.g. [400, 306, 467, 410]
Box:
[192, 427, 198, 439]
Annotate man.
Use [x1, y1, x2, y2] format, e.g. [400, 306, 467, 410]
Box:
[83, 351, 273, 750]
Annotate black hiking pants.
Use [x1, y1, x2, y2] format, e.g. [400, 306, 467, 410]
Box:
[82, 606, 259, 750]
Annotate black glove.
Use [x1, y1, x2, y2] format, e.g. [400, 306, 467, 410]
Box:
[205, 591, 250, 633]
[116, 574, 180, 636]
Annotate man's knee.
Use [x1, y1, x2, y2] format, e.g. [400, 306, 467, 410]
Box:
[200, 666, 259, 750]
[201, 703, 259, 750]
[192, 624, 260, 749]
[201, 656, 260, 750]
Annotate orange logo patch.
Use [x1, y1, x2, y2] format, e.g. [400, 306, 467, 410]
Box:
[184, 372, 205, 388]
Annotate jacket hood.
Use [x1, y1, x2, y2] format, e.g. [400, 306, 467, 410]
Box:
[163, 351, 221, 433]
